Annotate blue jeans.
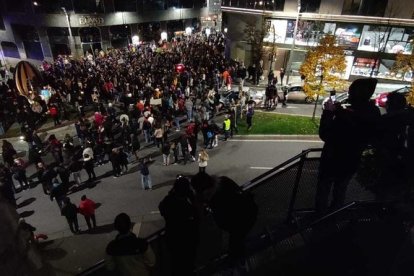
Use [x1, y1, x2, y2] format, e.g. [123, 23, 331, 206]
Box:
[187, 110, 193, 121]
[143, 129, 151, 143]
[174, 117, 180, 130]
[141, 174, 152, 190]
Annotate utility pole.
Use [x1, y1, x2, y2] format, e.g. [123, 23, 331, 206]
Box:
[285, 0, 301, 85]
[62, 7, 77, 58]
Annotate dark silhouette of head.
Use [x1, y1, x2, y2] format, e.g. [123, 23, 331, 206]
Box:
[114, 213, 131, 234]
[386, 92, 407, 112]
[81, 195, 87, 201]
[191, 172, 215, 195]
[348, 78, 378, 105]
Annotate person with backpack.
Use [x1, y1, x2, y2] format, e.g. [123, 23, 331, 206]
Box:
[138, 159, 152, 190]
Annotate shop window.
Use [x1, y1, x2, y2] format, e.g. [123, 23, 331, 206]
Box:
[115, 0, 137, 11]
[335, 24, 362, 49]
[285, 20, 326, 46]
[264, 20, 287, 44]
[79, 27, 102, 43]
[377, 59, 412, 81]
[12, 25, 44, 60]
[110, 25, 131, 48]
[1, 41, 20, 58]
[385, 28, 414, 55]
[300, 0, 321, 13]
[351, 57, 377, 77]
[358, 25, 389, 52]
[342, 0, 388, 17]
[23, 41, 44, 60]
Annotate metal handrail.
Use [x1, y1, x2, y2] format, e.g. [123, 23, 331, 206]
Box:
[242, 148, 322, 190]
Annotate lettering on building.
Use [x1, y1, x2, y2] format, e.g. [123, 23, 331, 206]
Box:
[79, 16, 104, 26]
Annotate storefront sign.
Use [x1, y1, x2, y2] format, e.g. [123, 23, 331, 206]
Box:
[79, 16, 104, 26]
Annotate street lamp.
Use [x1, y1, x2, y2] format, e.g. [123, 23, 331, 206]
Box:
[285, 0, 301, 85]
[61, 7, 77, 58]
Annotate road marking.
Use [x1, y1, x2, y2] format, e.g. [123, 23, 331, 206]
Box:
[250, 166, 273, 170]
[230, 139, 322, 143]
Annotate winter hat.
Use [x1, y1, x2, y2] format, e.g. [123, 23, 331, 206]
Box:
[348, 78, 378, 104]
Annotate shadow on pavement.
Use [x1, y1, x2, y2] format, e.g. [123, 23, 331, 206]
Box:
[81, 223, 114, 235]
[17, 197, 36, 209]
[19, 210, 35, 218]
[41, 246, 68, 261]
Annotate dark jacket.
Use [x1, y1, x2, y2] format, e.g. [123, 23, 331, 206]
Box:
[61, 202, 78, 219]
[319, 102, 381, 177]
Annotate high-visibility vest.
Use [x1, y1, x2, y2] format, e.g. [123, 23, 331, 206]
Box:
[224, 119, 231, 131]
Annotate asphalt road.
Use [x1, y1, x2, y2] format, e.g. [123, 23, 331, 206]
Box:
[16, 139, 323, 239]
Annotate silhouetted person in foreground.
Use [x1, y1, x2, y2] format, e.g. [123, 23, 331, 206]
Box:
[375, 92, 414, 199]
[106, 213, 155, 276]
[159, 176, 199, 276]
[315, 78, 381, 214]
[195, 174, 257, 266]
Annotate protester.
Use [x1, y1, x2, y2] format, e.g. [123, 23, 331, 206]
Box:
[61, 197, 80, 234]
[198, 149, 209, 173]
[138, 159, 152, 190]
[106, 213, 155, 276]
[78, 195, 97, 231]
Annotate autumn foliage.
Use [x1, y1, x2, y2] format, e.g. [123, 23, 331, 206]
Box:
[299, 35, 347, 97]
[394, 44, 414, 105]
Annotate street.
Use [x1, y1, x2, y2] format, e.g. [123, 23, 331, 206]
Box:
[17, 139, 322, 239]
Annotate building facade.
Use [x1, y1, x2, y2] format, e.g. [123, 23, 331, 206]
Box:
[0, 0, 223, 66]
[222, 0, 414, 83]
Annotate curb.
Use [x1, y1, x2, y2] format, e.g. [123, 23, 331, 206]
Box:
[230, 134, 321, 141]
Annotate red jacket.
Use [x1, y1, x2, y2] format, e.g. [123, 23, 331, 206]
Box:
[78, 198, 96, 216]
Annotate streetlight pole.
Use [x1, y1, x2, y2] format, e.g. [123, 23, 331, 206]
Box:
[62, 7, 77, 58]
[285, 0, 301, 85]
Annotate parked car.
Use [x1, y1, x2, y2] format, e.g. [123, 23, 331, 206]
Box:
[374, 86, 411, 108]
[283, 85, 323, 103]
